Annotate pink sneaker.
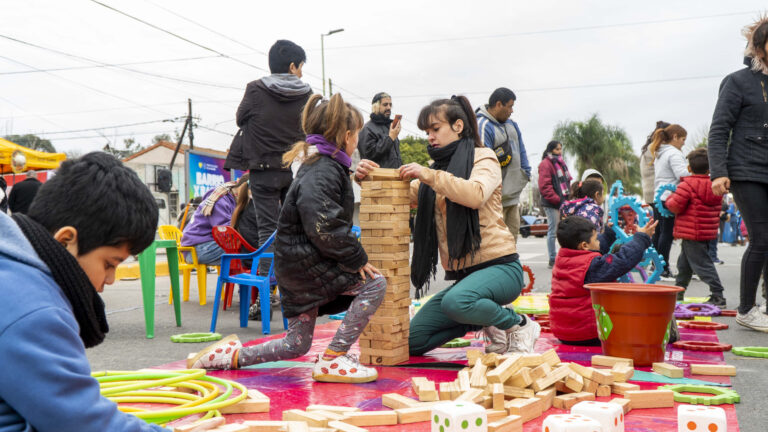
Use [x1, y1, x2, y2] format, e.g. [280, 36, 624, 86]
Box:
[187, 334, 242, 370]
[312, 353, 378, 383]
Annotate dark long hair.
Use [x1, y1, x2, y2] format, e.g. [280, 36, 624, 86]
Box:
[417, 95, 482, 146]
[542, 140, 561, 160]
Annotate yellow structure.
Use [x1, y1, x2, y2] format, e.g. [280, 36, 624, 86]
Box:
[0, 137, 66, 174]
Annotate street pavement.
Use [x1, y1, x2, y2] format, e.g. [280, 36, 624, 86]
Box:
[89, 237, 766, 430]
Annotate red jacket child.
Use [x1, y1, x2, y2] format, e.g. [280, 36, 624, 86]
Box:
[665, 175, 722, 241]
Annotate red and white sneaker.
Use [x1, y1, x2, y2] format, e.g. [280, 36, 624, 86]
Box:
[187, 334, 242, 370]
[312, 353, 378, 383]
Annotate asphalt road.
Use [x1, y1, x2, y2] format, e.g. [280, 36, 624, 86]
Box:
[88, 237, 766, 431]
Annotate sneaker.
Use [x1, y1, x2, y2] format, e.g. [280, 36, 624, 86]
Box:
[187, 334, 242, 370]
[714, 259, 725, 265]
[705, 295, 727, 307]
[312, 353, 378, 383]
[735, 307, 768, 332]
[676, 290, 686, 302]
[760, 304, 766, 314]
[481, 326, 508, 354]
[548, 260, 555, 269]
[505, 316, 541, 353]
[660, 270, 676, 282]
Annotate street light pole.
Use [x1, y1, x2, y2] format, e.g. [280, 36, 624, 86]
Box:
[321, 28, 344, 97]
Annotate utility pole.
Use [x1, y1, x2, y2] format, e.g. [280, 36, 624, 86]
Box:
[187, 98, 194, 149]
[169, 99, 192, 171]
[329, 78, 333, 96]
[320, 28, 344, 96]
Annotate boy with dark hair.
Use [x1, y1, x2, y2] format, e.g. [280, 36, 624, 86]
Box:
[231, 39, 312, 274]
[666, 147, 726, 306]
[0, 152, 171, 431]
[549, 216, 658, 345]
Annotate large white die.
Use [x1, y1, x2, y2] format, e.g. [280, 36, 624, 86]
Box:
[571, 401, 624, 432]
[677, 405, 727, 432]
[431, 401, 487, 432]
[542, 413, 602, 432]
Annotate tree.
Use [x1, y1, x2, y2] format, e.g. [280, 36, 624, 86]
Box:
[4, 134, 56, 153]
[102, 137, 146, 159]
[552, 114, 641, 195]
[399, 135, 430, 166]
[152, 133, 172, 144]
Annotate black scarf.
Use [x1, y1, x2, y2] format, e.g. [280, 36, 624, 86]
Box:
[411, 138, 481, 298]
[369, 113, 392, 125]
[12, 214, 109, 348]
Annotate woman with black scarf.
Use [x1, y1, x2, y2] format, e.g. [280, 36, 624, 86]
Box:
[358, 96, 540, 356]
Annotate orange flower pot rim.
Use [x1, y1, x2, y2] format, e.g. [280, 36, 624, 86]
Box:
[585, 282, 684, 294]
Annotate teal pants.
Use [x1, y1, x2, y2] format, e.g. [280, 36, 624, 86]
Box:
[409, 260, 524, 356]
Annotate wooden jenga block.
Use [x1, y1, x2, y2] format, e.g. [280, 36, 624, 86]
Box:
[529, 363, 552, 381]
[488, 415, 523, 432]
[591, 355, 633, 367]
[596, 385, 612, 397]
[458, 369, 471, 392]
[395, 405, 433, 424]
[212, 424, 250, 432]
[482, 352, 502, 367]
[283, 410, 328, 427]
[504, 398, 543, 423]
[554, 381, 575, 394]
[540, 349, 561, 366]
[611, 363, 635, 382]
[470, 362, 489, 388]
[505, 367, 532, 388]
[652, 362, 684, 378]
[582, 377, 599, 394]
[611, 382, 640, 395]
[411, 378, 438, 402]
[492, 383, 505, 410]
[241, 421, 289, 432]
[327, 421, 369, 432]
[439, 382, 454, 400]
[502, 386, 535, 398]
[455, 388, 485, 403]
[310, 411, 346, 422]
[531, 364, 571, 392]
[565, 372, 584, 392]
[609, 397, 632, 414]
[690, 364, 737, 376]
[553, 392, 596, 410]
[173, 417, 226, 432]
[625, 390, 674, 409]
[486, 409, 508, 423]
[534, 388, 556, 411]
[340, 411, 398, 426]
[487, 354, 522, 383]
[519, 353, 544, 367]
[218, 389, 270, 413]
[479, 395, 493, 409]
[569, 363, 614, 385]
[382, 393, 419, 410]
[467, 349, 483, 366]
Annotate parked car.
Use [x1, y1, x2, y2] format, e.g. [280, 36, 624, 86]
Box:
[520, 214, 548, 238]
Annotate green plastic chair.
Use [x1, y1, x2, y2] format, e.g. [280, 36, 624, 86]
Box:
[138, 239, 182, 338]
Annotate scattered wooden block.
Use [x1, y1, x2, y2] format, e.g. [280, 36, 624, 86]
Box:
[212, 424, 250, 432]
[529, 363, 552, 381]
[382, 393, 420, 410]
[534, 388, 556, 411]
[306, 405, 360, 414]
[611, 363, 635, 382]
[310, 410, 346, 422]
[395, 406, 433, 424]
[458, 369, 471, 392]
[411, 377, 438, 402]
[467, 349, 483, 366]
[341, 411, 398, 427]
[554, 381, 575, 394]
[488, 414, 523, 432]
[486, 409, 508, 423]
[242, 421, 288, 432]
[455, 388, 485, 403]
[479, 395, 493, 409]
[506, 367, 532, 388]
[470, 362, 489, 388]
[173, 417, 226, 432]
[565, 372, 584, 392]
[502, 386, 535, 399]
[504, 398, 543, 423]
[326, 421, 369, 432]
[625, 390, 675, 409]
[487, 354, 522, 384]
[609, 398, 632, 414]
[283, 410, 329, 427]
[492, 383, 505, 410]
[284, 422, 310, 432]
[531, 364, 571, 392]
[439, 382, 454, 400]
[582, 377, 599, 394]
[596, 385, 612, 397]
[553, 392, 596, 410]
[611, 382, 640, 395]
[567, 362, 612, 385]
[519, 353, 544, 367]
[690, 364, 737, 376]
[219, 389, 270, 414]
[591, 355, 633, 367]
[541, 349, 561, 367]
[652, 362, 684, 378]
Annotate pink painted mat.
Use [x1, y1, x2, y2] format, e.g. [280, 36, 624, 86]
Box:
[157, 322, 739, 431]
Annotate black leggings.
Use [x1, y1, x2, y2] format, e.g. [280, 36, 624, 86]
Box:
[731, 181, 768, 314]
[652, 204, 675, 272]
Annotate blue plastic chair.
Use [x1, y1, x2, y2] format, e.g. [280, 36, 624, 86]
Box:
[351, 225, 361, 239]
[210, 231, 288, 334]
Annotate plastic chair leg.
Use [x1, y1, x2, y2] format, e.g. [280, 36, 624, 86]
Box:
[165, 247, 182, 327]
[196, 265, 207, 305]
[209, 276, 226, 333]
[239, 284, 250, 328]
[259, 283, 271, 335]
[138, 245, 157, 339]
[180, 269, 191, 303]
[223, 283, 234, 310]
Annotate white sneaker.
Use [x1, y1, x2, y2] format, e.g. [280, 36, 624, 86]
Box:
[736, 306, 768, 332]
[505, 316, 541, 353]
[312, 353, 378, 383]
[760, 304, 766, 314]
[481, 326, 508, 354]
[187, 334, 242, 370]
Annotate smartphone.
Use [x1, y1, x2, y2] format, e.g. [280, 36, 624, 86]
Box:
[392, 114, 402, 128]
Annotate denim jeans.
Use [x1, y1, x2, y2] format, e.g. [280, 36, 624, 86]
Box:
[184, 240, 224, 265]
[544, 206, 560, 262]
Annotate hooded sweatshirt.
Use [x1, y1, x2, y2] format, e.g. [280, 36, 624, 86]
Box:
[654, 144, 689, 201]
[235, 74, 312, 171]
[476, 105, 531, 207]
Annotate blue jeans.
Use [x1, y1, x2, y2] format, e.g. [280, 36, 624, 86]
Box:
[184, 240, 224, 265]
[544, 206, 560, 262]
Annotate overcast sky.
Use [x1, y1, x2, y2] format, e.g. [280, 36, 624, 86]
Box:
[1, 0, 765, 176]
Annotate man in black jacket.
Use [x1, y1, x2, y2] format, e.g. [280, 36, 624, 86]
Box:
[357, 92, 402, 168]
[234, 40, 312, 271]
[8, 171, 42, 215]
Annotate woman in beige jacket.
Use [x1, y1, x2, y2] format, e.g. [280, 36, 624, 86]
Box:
[357, 96, 540, 356]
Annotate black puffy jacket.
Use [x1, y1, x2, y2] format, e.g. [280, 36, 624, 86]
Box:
[357, 115, 402, 168]
[708, 65, 768, 183]
[274, 155, 367, 317]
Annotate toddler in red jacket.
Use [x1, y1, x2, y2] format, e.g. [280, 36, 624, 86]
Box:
[665, 148, 726, 306]
[549, 216, 658, 346]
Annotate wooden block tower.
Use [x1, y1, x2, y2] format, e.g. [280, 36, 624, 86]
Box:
[358, 168, 411, 366]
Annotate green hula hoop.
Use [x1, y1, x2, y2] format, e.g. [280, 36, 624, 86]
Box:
[170, 332, 223, 343]
[732, 346, 768, 358]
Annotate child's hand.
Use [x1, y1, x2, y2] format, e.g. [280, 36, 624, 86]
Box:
[637, 218, 658, 237]
[355, 159, 380, 180]
[399, 163, 423, 180]
[359, 262, 381, 280]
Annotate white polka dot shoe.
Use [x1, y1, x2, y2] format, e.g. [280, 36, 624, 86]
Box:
[312, 353, 378, 383]
[187, 334, 242, 370]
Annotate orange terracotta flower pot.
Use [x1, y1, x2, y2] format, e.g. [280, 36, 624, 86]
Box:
[586, 283, 683, 366]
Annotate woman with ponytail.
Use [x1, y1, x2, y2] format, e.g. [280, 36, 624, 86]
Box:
[357, 96, 539, 356]
[651, 123, 689, 280]
[191, 93, 386, 383]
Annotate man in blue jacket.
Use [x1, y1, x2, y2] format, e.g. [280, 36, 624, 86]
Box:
[476, 87, 531, 240]
[0, 152, 172, 431]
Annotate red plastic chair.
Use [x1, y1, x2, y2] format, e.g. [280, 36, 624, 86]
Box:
[211, 226, 257, 309]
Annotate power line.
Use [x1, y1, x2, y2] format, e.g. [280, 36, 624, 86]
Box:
[0, 54, 222, 75]
[317, 11, 756, 51]
[0, 99, 240, 121]
[35, 119, 173, 135]
[46, 128, 177, 142]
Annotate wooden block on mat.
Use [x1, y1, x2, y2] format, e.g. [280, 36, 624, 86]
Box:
[283, 410, 328, 427]
[455, 388, 485, 403]
[411, 377, 439, 402]
[541, 349, 561, 366]
[534, 388, 556, 411]
[492, 383, 505, 410]
[609, 397, 632, 414]
[458, 369, 471, 392]
[531, 364, 571, 392]
[582, 377, 599, 394]
[504, 398, 543, 423]
[625, 390, 674, 409]
[690, 364, 737, 376]
[505, 367, 532, 388]
[611, 363, 635, 382]
[218, 389, 269, 413]
[340, 411, 398, 426]
[467, 349, 483, 366]
[486, 409, 508, 423]
[488, 415, 523, 432]
[487, 354, 522, 384]
[565, 372, 584, 392]
[395, 405, 433, 424]
[439, 382, 454, 400]
[553, 392, 596, 410]
[503, 386, 535, 399]
[652, 362, 684, 378]
[470, 362, 489, 388]
[309, 411, 346, 422]
[242, 421, 290, 432]
[596, 385, 612, 397]
[519, 353, 544, 367]
[173, 417, 226, 432]
[591, 355, 633, 367]
[382, 393, 419, 410]
[530, 363, 551, 381]
[555, 381, 575, 394]
[212, 424, 250, 432]
[611, 382, 640, 395]
[326, 421, 369, 432]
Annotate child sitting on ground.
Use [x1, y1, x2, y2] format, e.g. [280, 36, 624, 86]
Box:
[665, 148, 726, 306]
[0, 153, 171, 431]
[549, 215, 658, 346]
[191, 93, 386, 384]
[560, 178, 605, 232]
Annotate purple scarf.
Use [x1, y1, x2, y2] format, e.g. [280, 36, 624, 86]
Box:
[548, 154, 572, 197]
[306, 134, 351, 168]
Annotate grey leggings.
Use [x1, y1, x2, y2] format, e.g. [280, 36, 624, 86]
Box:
[238, 276, 387, 366]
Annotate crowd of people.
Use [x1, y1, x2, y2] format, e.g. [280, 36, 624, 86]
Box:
[0, 16, 766, 432]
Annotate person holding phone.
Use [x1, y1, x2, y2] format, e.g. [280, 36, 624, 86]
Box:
[357, 92, 403, 168]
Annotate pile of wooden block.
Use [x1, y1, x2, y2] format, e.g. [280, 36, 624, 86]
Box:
[357, 168, 412, 366]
